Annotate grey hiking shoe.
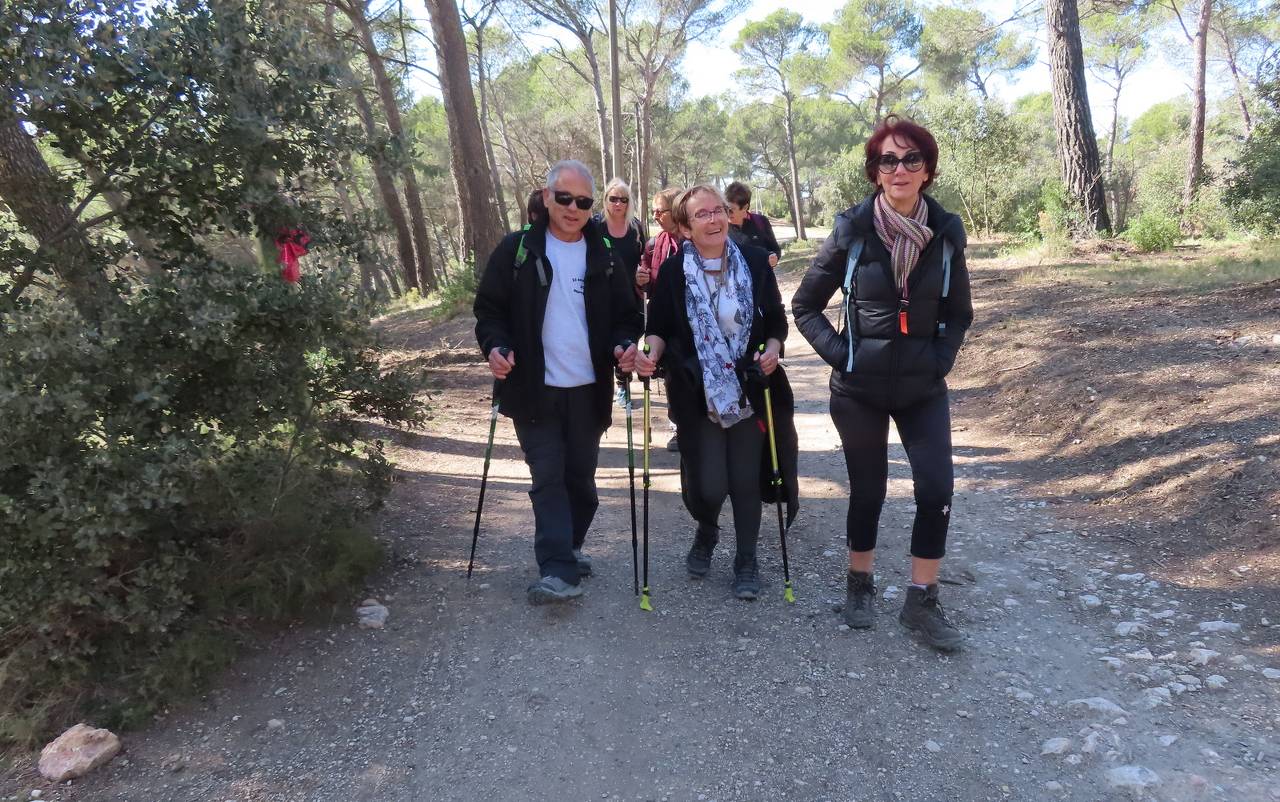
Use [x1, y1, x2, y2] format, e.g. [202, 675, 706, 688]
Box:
[732, 556, 760, 600]
[686, 538, 714, 578]
[899, 584, 964, 651]
[527, 576, 583, 605]
[573, 549, 592, 577]
[842, 570, 876, 629]
[666, 434, 679, 452]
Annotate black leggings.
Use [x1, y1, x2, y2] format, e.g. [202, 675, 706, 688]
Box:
[683, 415, 763, 559]
[830, 391, 953, 560]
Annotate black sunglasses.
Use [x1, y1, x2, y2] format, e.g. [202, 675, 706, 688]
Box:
[607, 195, 630, 204]
[875, 152, 925, 174]
[553, 191, 594, 210]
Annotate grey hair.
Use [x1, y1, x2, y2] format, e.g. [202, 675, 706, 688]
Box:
[545, 159, 596, 196]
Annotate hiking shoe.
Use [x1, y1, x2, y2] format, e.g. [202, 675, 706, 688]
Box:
[842, 570, 876, 629]
[573, 549, 592, 577]
[527, 576, 583, 605]
[666, 434, 679, 452]
[686, 539, 714, 578]
[899, 584, 964, 651]
[732, 556, 760, 600]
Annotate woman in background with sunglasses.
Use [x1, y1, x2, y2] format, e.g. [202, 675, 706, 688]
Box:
[792, 116, 973, 650]
[595, 178, 646, 286]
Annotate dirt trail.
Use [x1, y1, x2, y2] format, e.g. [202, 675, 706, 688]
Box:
[31, 271, 1280, 802]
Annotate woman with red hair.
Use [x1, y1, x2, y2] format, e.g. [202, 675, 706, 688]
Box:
[792, 116, 973, 650]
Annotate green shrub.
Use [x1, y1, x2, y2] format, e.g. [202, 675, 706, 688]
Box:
[0, 260, 421, 745]
[1124, 211, 1182, 252]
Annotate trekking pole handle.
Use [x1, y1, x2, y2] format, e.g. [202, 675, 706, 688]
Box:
[493, 346, 511, 397]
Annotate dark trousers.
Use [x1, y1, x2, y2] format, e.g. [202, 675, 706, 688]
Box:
[683, 415, 764, 563]
[831, 391, 953, 560]
[512, 385, 603, 584]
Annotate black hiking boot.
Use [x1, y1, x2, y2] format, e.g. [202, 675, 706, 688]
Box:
[842, 570, 876, 629]
[899, 584, 964, 652]
[573, 549, 592, 577]
[732, 555, 760, 600]
[686, 540, 713, 578]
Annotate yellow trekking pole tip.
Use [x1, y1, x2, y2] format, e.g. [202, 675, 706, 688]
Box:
[640, 590, 653, 612]
[784, 583, 796, 604]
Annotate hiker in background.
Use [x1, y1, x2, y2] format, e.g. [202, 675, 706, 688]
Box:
[638, 185, 685, 452]
[635, 185, 792, 601]
[595, 178, 646, 286]
[474, 159, 642, 605]
[725, 181, 781, 268]
[637, 186, 684, 295]
[792, 115, 973, 650]
[527, 188, 546, 226]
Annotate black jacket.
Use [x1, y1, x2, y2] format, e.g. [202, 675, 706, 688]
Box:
[728, 212, 781, 260]
[473, 221, 643, 430]
[648, 242, 799, 525]
[791, 193, 973, 411]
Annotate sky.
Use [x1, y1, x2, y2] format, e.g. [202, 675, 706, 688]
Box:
[681, 0, 1190, 123]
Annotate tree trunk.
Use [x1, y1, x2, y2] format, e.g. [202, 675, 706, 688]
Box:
[346, 3, 437, 290]
[474, 29, 511, 231]
[1184, 0, 1213, 213]
[1045, 0, 1112, 235]
[81, 161, 161, 275]
[782, 91, 806, 241]
[335, 161, 390, 300]
[585, 46, 612, 181]
[608, 0, 625, 181]
[424, 0, 506, 275]
[638, 91, 655, 223]
[1217, 30, 1253, 135]
[0, 107, 116, 320]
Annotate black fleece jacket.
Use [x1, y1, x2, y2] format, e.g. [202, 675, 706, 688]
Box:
[473, 220, 643, 430]
[791, 193, 973, 411]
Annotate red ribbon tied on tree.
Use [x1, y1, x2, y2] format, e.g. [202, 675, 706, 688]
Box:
[275, 228, 310, 283]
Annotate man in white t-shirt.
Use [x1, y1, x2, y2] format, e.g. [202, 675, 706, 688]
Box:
[474, 160, 641, 604]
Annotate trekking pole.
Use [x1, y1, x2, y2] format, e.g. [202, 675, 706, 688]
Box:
[467, 347, 509, 579]
[759, 344, 795, 603]
[617, 356, 640, 596]
[640, 339, 653, 611]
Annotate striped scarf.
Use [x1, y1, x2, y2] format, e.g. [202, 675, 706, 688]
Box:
[873, 192, 932, 289]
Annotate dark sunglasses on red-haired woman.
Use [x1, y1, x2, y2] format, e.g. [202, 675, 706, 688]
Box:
[875, 152, 925, 174]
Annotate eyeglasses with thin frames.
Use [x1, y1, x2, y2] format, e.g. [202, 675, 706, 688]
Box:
[692, 206, 729, 223]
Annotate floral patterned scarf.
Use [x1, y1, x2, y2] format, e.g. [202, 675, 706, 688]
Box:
[681, 239, 754, 427]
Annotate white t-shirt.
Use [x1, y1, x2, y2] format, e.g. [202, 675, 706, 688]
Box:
[697, 260, 742, 340]
[542, 232, 595, 388]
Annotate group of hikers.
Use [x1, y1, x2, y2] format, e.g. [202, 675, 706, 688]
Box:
[472, 115, 973, 652]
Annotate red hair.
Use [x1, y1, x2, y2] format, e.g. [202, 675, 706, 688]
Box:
[863, 115, 939, 191]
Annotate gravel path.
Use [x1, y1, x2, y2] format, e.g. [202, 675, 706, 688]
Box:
[44, 277, 1280, 802]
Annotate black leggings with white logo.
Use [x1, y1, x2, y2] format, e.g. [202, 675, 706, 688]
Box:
[830, 391, 953, 559]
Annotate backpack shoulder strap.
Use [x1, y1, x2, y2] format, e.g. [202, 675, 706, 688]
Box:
[841, 237, 864, 372]
[937, 239, 954, 337]
[513, 224, 548, 287]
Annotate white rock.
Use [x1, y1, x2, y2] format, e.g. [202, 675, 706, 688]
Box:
[1003, 598, 1020, 608]
[925, 740, 941, 753]
[1079, 594, 1102, 608]
[1115, 621, 1143, 636]
[1124, 648, 1154, 660]
[1107, 765, 1160, 792]
[38, 724, 121, 782]
[1081, 731, 1103, 754]
[1100, 656, 1126, 671]
[822, 549, 838, 558]
[1041, 737, 1072, 756]
[1205, 674, 1228, 689]
[1151, 609, 1175, 620]
[1262, 668, 1280, 680]
[357, 603, 390, 629]
[1137, 687, 1172, 709]
[1157, 734, 1179, 747]
[1045, 781, 1063, 792]
[1116, 573, 1146, 582]
[1198, 620, 1240, 633]
[1067, 697, 1129, 716]
[1188, 648, 1220, 666]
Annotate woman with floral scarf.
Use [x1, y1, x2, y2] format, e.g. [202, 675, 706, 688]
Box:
[792, 116, 974, 651]
[635, 185, 788, 600]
